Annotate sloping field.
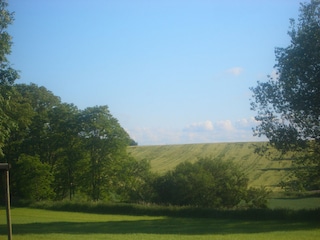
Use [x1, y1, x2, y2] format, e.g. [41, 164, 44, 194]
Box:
[128, 142, 293, 191]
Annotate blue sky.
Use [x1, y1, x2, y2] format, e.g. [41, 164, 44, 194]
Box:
[8, 0, 301, 145]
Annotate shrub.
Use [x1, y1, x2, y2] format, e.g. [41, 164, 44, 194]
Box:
[13, 154, 54, 201]
[152, 157, 263, 208]
[245, 187, 271, 209]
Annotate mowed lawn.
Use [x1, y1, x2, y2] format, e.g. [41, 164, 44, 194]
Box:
[1, 208, 319, 240]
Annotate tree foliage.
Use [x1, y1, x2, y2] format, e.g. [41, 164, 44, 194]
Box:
[0, 0, 18, 85]
[78, 105, 130, 200]
[153, 158, 268, 208]
[0, 83, 143, 202]
[0, 0, 19, 156]
[250, 0, 320, 190]
[13, 154, 54, 201]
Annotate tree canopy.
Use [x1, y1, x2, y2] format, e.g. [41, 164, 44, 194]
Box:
[0, 83, 143, 202]
[0, 0, 19, 156]
[250, 0, 320, 190]
[153, 157, 269, 208]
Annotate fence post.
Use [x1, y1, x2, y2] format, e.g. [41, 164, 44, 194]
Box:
[0, 163, 12, 240]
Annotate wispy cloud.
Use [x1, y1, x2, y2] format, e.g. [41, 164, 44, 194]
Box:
[127, 117, 266, 146]
[215, 120, 234, 131]
[227, 67, 244, 76]
[126, 127, 181, 145]
[183, 120, 214, 132]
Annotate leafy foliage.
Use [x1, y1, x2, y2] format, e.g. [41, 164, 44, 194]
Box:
[250, 0, 320, 191]
[0, 0, 19, 156]
[13, 154, 54, 201]
[152, 157, 269, 208]
[0, 83, 144, 202]
[78, 105, 131, 200]
[0, 0, 18, 85]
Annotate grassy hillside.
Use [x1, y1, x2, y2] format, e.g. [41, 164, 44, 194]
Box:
[128, 142, 293, 191]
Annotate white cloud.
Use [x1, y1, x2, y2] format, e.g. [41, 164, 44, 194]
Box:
[184, 120, 214, 132]
[227, 67, 243, 76]
[127, 127, 181, 145]
[235, 117, 257, 128]
[127, 117, 266, 146]
[215, 120, 234, 131]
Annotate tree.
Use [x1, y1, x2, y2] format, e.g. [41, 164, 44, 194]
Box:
[129, 139, 138, 146]
[13, 154, 54, 201]
[108, 157, 155, 202]
[79, 106, 131, 200]
[1, 87, 34, 160]
[153, 158, 259, 208]
[0, 0, 19, 156]
[2, 82, 140, 201]
[0, 0, 18, 86]
[250, 0, 320, 190]
[14, 83, 61, 165]
[48, 103, 84, 200]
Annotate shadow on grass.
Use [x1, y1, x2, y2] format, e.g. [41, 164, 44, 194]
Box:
[27, 201, 320, 221]
[1, 218, 320, 235]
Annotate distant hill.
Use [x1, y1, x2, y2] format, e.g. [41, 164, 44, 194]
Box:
[128, 142, 293, 192]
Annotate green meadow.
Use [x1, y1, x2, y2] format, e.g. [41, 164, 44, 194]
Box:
[1, 208, 319, 240]
[128, 142, 320, 209]
[128, 142, 294, 190]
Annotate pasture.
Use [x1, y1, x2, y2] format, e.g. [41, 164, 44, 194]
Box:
[128, 142, 320, 209]
[1, 208, 320, 240]
[128, 142, 294, 191]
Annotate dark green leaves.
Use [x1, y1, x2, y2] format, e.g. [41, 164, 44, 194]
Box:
[152, 157, 262, 208]
[250, 0, 320, 190]
[0, 0, 19, 155]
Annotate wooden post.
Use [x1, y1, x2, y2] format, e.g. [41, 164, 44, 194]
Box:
[0, 163, 12, 240]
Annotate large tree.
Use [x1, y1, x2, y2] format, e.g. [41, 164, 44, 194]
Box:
[48, 103, 84, 200]
[250, 0, 320, 190]
[0, 0, 18, 86]
[14, 83, 61, 165]
[79, 105, 131, 200]
[0, 0, 19, 156]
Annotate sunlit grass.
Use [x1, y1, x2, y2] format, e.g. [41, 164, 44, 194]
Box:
[128, 142, 320, 210]
[0, 208, 319, 240]
[128, 142, 293, 190]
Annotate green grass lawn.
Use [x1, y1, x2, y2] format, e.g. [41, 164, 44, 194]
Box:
[1, 208, 319, 240]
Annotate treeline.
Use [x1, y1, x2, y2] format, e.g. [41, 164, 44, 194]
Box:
[1, 83, 144, 202]
[0, 83, 269, 208]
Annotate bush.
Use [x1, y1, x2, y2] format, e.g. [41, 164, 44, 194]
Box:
[245, 187, 271, 209]
[152, 157, 266, 208]
[13, 154, 54, 201]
